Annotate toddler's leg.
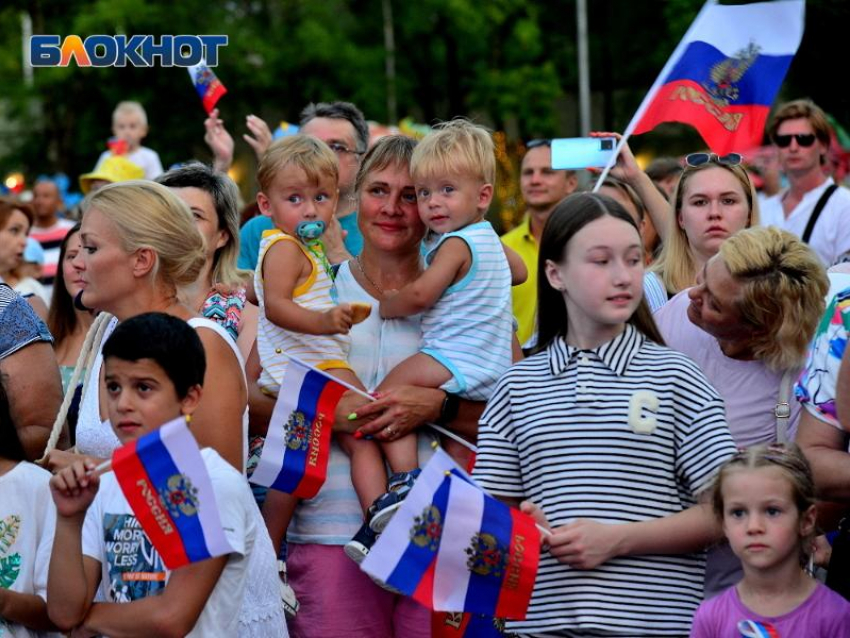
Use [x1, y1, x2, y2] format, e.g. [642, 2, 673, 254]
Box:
[336, 432, 387, 513]
[261, 490, 299, 556]
[381, 433, 419, 475]
[375, 352, 453, 393]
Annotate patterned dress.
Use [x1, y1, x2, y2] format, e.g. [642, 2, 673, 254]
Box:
[796, 286, 850, 427]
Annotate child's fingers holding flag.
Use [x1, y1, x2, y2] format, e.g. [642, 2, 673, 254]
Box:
[548, 519, 625, 570]
[49, 460, 100, 518]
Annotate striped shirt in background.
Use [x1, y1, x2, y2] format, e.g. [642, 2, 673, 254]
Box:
[421, 221, 513, 401]
[473, 324, 736, 636]
[30, 218, 75, 296]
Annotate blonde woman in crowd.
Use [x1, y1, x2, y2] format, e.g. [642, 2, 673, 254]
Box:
[655, 225, 828, 597]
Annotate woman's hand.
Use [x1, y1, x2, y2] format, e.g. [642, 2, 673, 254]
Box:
[204, 108, 234, 172]
[323, 217, 352, 265]
[588, 132, 643, 184]
[351, 386, 443, 442]
[244, 114, 273, 160]
[49, 460, 100, 519]
[547, 519, 626, 570]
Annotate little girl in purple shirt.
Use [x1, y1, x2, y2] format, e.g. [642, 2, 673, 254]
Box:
[691, 444, 850, 637]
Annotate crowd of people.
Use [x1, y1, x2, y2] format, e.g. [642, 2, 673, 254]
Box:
[2, 94, 850, 638]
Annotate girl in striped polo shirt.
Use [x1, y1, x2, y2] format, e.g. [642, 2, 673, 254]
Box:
[473, 193, 736, 637]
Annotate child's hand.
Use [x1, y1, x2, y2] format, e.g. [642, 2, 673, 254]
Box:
[547, 519, 624, 570]
[50, 460, 100, 519]
[322, 304, 354, 335]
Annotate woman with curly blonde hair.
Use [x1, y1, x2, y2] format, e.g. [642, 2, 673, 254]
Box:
[655, 224, 829, 597]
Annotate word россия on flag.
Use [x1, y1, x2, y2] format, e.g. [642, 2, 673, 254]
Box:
[187, 59, 227, 114]
[249, 355, 348, 498]
[111, 417, 234, 570]
[362, 449, 540, 620]
[631, 0, 805, 154]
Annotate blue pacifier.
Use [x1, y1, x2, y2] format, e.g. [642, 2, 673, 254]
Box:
[295, 220, 326, 241]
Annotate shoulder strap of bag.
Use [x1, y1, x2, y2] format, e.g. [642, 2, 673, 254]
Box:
[775, 369, 796, 443]
[801, 184, 838, 244]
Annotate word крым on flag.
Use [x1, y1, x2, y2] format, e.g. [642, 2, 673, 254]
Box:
[632, 0, 805, 154]
[362, 449, 540, 620]
[249, 355, 349, 498]
[188, 60, 228, 114]
[111, 417, 233, 570]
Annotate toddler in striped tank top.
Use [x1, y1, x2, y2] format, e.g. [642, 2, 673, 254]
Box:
[372, 120, 523, 516]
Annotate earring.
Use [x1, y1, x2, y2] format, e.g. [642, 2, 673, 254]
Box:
[184, 413, 193, 424]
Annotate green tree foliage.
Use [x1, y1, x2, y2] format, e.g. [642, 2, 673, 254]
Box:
[0, 0, 846, 189]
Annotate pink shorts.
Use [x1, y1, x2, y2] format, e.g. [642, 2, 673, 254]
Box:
[286, 543, 430, 638]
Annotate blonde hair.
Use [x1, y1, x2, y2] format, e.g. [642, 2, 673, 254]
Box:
[410, 119, 495, 185]
[113, 101, 148, 127]
[719, 226, 828, 371]
[82, 181, 206, 288]
[651, 162, 759, 295]
[257, 135, 339, 194]
[712, 443, 816, 566]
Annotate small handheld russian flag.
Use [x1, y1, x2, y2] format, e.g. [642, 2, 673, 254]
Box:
[362, 449, 540, 620]
[111, 417, 234, 570]
[187, 59, 228, 114]
[249, 356, 349, 498]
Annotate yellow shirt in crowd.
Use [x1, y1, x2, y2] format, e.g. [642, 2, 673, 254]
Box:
[500, 216, 538, 345]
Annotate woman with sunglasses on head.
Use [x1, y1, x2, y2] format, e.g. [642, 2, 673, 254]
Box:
[592, 134, 759, 311]
[654, 225, 829, 597]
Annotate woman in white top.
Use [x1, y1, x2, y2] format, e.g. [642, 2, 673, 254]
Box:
[41, 181, 286, 637]
[46, 181, 246, 470]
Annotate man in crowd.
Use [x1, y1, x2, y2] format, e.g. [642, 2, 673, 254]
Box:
[501, 139, 578, 346]
[29, 178, 74, 294]
[237, 101, 369, 269]
[760, 99, 850, 266]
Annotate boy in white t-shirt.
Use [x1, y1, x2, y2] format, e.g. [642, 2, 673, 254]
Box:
[94, 101, 164, 179]
[48, 313, 254, 637]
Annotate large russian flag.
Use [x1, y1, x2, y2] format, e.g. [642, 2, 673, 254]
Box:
[362, 450, 540, 620]
[187, 60, 228, 114]
[249, 356, 348, 498]
[111, 417, 234, 570]
[632, 0, 805, 154]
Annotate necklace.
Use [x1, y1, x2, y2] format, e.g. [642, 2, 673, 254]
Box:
[355, 255, 384, 297]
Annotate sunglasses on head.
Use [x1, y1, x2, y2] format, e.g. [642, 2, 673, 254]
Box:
[774, 133, 817, 148]
[684, 152, 743, 168]
[526, 139, 551, 149]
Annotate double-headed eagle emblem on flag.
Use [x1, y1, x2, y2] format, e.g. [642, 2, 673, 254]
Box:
[465, 532, 508, 578]
[284, 410, 311, 451]
[410, 505, 443, 551]
[703, 42, 760, 107]
[159, 474, 199, 518]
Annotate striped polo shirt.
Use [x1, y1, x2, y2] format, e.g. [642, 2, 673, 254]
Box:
[473, 324, 735, 637]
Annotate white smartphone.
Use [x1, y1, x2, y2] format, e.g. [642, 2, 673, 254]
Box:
[550, 137, 616, 170]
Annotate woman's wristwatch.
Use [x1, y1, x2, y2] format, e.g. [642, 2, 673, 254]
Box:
[436, 391, 460, 425]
